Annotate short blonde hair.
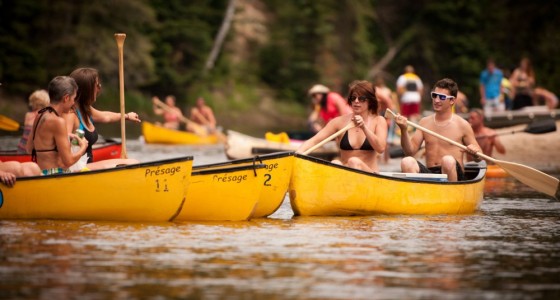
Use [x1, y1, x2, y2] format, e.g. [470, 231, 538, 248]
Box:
[29, 89, 50, 110]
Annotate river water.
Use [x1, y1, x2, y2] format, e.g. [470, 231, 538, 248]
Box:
[1, 139, 559, 299]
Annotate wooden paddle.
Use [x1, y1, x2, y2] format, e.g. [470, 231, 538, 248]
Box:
[152, 97, 209, 137]
[0, 114, 20, 131]
[115, 33, 128, 158]
[303, 122, 355, 155]
[390, 118, 558, 158]
[385, 109, 559, 199]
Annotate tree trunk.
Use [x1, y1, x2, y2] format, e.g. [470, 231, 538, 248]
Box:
[204, 0, 237, 74]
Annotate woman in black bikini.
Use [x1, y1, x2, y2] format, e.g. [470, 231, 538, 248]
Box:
[297, 80, 388, 172]
[26, 76, 89, 175]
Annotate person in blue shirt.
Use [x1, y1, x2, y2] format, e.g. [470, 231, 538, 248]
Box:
[479, 58, 504, 116]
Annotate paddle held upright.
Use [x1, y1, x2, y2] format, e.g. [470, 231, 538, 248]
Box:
[115, 33, 127, 158]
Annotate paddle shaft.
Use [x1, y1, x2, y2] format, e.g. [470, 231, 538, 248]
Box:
[303, 123, 354, 155]
[115, 33, 127, 158]
[385, 108, 559, 198]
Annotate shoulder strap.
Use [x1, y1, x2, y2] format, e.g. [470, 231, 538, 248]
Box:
[31, 107, 58, 162]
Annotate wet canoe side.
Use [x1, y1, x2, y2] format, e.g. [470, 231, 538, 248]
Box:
[176, 164, 266, 221]
[194, 152, 295, 218]
[289, 154, 486, 216]
[142, 122, 219, 145]
[0, 157, 193, 222]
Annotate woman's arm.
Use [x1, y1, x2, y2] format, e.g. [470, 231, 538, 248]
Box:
[362, 116, 387, 154]
[91, 107, 140, 123]
[297, 117, 342, 153]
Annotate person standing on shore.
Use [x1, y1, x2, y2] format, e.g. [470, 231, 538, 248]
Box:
[396, 65, 423, 120]
[479, 58, 504, 116]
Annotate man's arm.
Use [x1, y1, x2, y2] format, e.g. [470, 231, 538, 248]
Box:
[395, 115, 423, 156]
[462, 122, 482, 161]
[493, 136, 506, 154]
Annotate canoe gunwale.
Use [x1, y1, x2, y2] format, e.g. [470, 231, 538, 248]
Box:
[293, 153, 487, 185]
[13, 156, 194, 182]
[194, 151, 294, 171]
[192, 163, 267, 176]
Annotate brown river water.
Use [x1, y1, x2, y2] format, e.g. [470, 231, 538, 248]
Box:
[1, 139, 559, 299]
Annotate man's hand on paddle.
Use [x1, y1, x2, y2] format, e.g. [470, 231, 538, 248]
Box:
[463, 144, 482, 161]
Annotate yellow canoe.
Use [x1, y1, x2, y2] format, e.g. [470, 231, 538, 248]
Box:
[175, 163, 266, 221]
[142, 121, 219, 145]
[289, 154, 486, 216]
[192, 152, 295, 218]
[0, 157, 193, 222]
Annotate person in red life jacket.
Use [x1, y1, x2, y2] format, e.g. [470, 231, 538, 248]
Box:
[307, 84, 352, 133]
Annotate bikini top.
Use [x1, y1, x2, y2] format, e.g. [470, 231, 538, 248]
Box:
[31, 107, 59, 162]
[339, 131, 374, 151]
[76, 109, 99, 163]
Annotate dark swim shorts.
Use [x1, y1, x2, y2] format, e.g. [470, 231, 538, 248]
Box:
[416, 160, 465, 181]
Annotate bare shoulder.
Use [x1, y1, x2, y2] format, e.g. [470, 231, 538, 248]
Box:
[418, 115, 431, 126]
[454, 114, 471, 128]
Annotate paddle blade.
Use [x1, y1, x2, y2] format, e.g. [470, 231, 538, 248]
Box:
[496, 159, 560, 198]
[0, 115, 20, 131]
[524, 118, 557, 134]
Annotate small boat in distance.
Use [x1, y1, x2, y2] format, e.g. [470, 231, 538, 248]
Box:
[142, 121, 220, 145]
[0, 138, 122, 163]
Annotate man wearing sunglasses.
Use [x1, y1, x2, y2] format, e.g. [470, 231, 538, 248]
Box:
[394, 78, 481, 182]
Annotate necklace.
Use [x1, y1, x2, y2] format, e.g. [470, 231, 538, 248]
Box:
[433, 114, 453, 127]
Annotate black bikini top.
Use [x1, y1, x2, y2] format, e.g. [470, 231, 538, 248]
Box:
[31, 107, 59, 162]
[339, 131, 374, 151]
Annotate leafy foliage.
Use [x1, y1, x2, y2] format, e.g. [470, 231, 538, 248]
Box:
[1, 0, 559, 111]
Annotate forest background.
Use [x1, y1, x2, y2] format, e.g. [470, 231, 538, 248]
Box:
[1, 0, 559, 136]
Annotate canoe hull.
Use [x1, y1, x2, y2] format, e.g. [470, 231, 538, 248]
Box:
[176, 164, 265, 221]
[142, 122, 219, 145]
[0, 139, 122, 163]
[194, 152, 294, 218]
[289, 154, 486, 216]
[0, 157, 193, 222]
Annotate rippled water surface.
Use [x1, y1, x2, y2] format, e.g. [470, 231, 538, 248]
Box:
[1, 140, 559, 299]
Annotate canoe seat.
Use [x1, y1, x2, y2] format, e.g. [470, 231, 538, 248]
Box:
[379, 172, 448, 182]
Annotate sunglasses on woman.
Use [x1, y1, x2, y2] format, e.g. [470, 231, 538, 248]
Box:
[431, 92, 455, 101]
[347, 95, 369, 102]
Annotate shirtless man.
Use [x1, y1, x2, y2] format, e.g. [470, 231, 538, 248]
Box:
[468, 108, 506, 159]
[395, 78, 481, 182]
[190, 97, 216, 131]
[26, 76, 89, 175]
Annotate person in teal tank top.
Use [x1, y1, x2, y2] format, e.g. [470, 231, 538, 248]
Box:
[63, 68, 141, 170]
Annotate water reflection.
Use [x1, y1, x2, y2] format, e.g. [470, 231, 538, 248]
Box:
[0, 140, 559, 299]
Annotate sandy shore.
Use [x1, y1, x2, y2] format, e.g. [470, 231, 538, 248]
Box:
[493, 120, 560, 172]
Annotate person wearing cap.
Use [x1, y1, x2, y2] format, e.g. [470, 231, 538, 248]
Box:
[307, 84, 351, 133]
[396, 65, 424, 120]
[298, 80, 387, 173]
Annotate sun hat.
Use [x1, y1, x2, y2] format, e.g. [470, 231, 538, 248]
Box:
[308, 84, 330, 95]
